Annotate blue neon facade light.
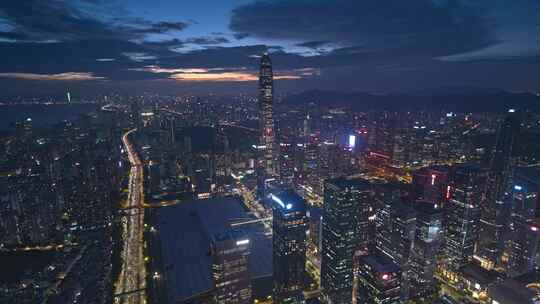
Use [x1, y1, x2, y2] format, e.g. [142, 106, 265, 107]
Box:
[271, 194, 292, 210]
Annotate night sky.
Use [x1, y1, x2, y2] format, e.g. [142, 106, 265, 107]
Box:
[1, 0, 539, 95]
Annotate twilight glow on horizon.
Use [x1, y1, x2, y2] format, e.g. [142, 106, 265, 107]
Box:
[1, 0, 540, 95]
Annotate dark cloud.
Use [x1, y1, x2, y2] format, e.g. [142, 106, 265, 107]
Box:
[129, 21, 188, 34]
[143, 38, 184, 49]
[78, 0, 108, 4]
[296, 41, 331, 49]
[0, 0, 123, 41]
[0, 0, 539, 95]
[231, 0, 494, 57]
[184, 36, 230, 45]
[0, 30, 29, 40]
[0, 0, 188, 42]
[0, 39, 173, 80]
[155, 45, 270, 69]
[143, 34, 230, 51]
[150, 44, 366, 72]
[0, 0, 243, 84]
[0, 0, 192, 83]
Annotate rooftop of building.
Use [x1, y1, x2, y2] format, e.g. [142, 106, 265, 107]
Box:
[488, 278, 536, 304]
[154, 196, 272, 303]
[453, 162, 484, 174]
[412, 200, 444, 215]
[416, 165, 451, 174]
[515, 269, 540, 285]
[212, 228, 249, 244]
[359, 252, 400, 274]
[458, 262, 500, 286]
[268, 189, 306, 213]
[325, 176, 371, 191]
[393, 200, 417, 219]
[515, 166, 540, 189]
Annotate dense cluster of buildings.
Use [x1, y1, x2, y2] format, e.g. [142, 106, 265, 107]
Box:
[132, 53, 540, 304]
[3, 52, 540, 304]
[0, 109, 125, 303]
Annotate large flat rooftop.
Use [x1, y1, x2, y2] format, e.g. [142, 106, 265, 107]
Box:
[154, 196, 272, 303]
[488, 278, 536, 304]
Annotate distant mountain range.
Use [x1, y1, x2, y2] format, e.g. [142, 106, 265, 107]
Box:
[283, 87, 540, 113]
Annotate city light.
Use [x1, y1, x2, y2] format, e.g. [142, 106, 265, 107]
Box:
[349, 135, 356, 148]
[271, 194, 293, 210]
[2, 8, 538, 304]
[271, 194, 285, 207]
[236, 239, 250, 246]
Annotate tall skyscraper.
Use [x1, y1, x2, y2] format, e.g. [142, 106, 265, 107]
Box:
[271, 190, 308, 304]
[147, 160, 161, 194]
[479, 110, 520, 266]
[411, 166, 450, 205]
[443, 164, 483, 271]
[321, 177, 373, 304]
[503, 168, 540, 277]
[279, 141, 295, 186]
[166, 115, 176, 145]
[368, 112, 396, 159]
[487, 111, 521, 201]
[211, 229, 252, 304]
[409, 201, 443, 298]
[259, 53, 278, 177]
[304, 135, 321, 195]
[375, 186, 415, 301]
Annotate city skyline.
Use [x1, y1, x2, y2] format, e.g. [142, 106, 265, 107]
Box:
[3, 2, 540, 304]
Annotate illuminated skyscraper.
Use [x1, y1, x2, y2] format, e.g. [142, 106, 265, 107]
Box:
[211, 229, 252, 304]
[321, 177, 373, 304]
[504, 168, 540, 277]
[479, 110, 520, 265]
[304, 135, 321, 195]
[411, 166, 450, 205]
[409, 202, 443, 298]
[442, 164, 483, 271]
[375, 186, 415, 301]
[259, 53, 278, 177]
[279, 141, 295, 186]
[487, 111, 520, 201]
[271, 190, 307, 304]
